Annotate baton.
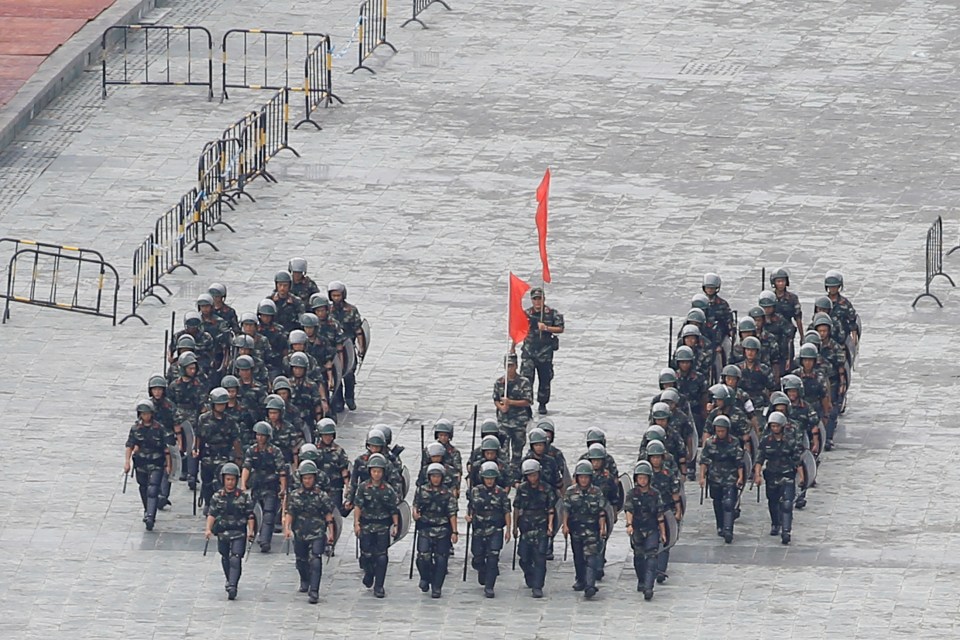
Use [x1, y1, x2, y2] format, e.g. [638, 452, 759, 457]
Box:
[699, 484, 704, 505]
[192, 480, 198, 516]
[408, 528, 418, 579]
[511, 532, 518, 570]
[245, 537, 254, 563]
[203, 538, 209, 556]
[461, 520, 472, 582]
[285, 537, 291, 556]
[122, 469, 129, 494]
[563, 533, 568, 562]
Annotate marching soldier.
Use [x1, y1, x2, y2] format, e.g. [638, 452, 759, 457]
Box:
[704, 386, 752, 456]
[431, 419, 463, 485]
[168, 351, 205, 489]
[625, 460, 666, 601]
[288, 258, 321, 306]
[535, 417, 570, 485]
[353, 453, 400, 598]
[204, 463, 255, 600]
[759, 290, 792, 374]
[754, 411, 804, 544]
[516, 287, 565, 415]
[327, 281, 366, 412]
[257, 299, 288, 379]
[417, 442, 459, 492]
[194, 387, 242, 515]
[147, 375, 178, 499]
[346, 429, 402, 511]
[581, 428, 620, 478]
[413, 463, 459, 598]
[240, 422, 289, 553]
[524, 429, 564, 494]
[792, 344, 833, 449]
[737, 337, 777, 412]
[234, 356, 267, 447]
[196, 293, 230, 370]
[646, 441, 682, 584]
[562, 461, 609, 599]
[283, 460, 336, 604]
[674, 346, 708, 437]
[269, 271, 306, 332]
[314, 418, 351, 512]
[466, 461, 512, 598]
[702, 272, 735, 350]
[769, 268, 804, 353]
[265, 394, 304, 467]
[514, 459, 555, 598]
[467, 420, 507, 478]
[493, 353, 534, 465]
[824, 270, 860, 350]
[468, 435, 514, 490]
[813, 313, 847, 447]
[300, 313, 338, 395]
[124, 400, 174, 531]
[208, 282, 239, 333]
[239, 312, 275, 375]
[699, 418, 744, 543]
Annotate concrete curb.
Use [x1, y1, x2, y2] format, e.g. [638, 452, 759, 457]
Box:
[0, 0, 157, 152]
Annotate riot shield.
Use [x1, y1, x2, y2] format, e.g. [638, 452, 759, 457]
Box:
[800, 450, 818, 489]
[343, 338, 357, 375]
[663, 510, 680, 550]
[400, 465, 411, 499]
[252, 502, 264, 542]
[604, 503, 617, 534]
[168, 444, 181, 479]
[619, 472, 634, 500]
[356, 319, 371, 373]
[392, 500, 412, 545]
[301, 423, 314, 446]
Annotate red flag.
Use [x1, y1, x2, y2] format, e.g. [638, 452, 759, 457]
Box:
[509, 272, 531, 344]
[535, 168, 551, 283]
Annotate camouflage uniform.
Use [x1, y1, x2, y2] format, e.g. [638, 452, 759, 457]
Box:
[468, 483, 511, 590]
[207, 487, 254, 593]
[791, 366, 831, 421]
[258, 321, 288, 377]
[650, 463, 681, 581]
[168, 375, 205, 485]
[763, 311, 792, 370]
[774, 290, 802, 340]
[330, 300, 365, 409]
[523, 451, 563, 493]
[270, 291, 305, 333]
[707, 294, 735, 342]
[413, 482, 458, 594]
[195, 410, 240, 511]
[520, 304, 564, 409]
[170, 328, 217, 380]
[675, 368, 707, 436]
[213, 302, 239, 333]
[514, 477, 556, 591]
[755, 431, 803, 537]
[828, 294, 860, 342]
[562, 484, 609, 593]
[289, 376, 323, 432]
[126, 419, 174, 523]
[699, 434, 743, 538]
[349, 452, 403, 503]
[290, 276, 321, 307]
[416, 462, 459, 492]
[236, 381, 267, 447]
[789, 398, 822, 453]
[739, 360, 777, 410]
[625, 484, 663, 595]
[354, 477, 399, 592]
[493, 374, 533, 465]
[578, 451, 620, 480]
[271, 419, 305, 465]
[285, 484, 336, 594]
[705, 406, 752, 446]
[467, 452, 516, 489]
[316, 440, 351, 508]
[242, 442, 288, 550]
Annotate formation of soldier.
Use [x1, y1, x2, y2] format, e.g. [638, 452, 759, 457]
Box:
[123, 267, 859, 603]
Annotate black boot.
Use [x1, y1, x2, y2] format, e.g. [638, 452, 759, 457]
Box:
[308, 552, 322, 603]
[583, 562, 598, 599]
[296, 559, 309, 592]
[770, 524, 780, 536]
[373, 555, 388, 598]
[538, 403, 548, 415]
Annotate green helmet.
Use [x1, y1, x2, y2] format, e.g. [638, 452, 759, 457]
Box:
[680, 324, 701, 339]
[177, 334, 197, 350]
[741, 336, 761, 351]
[722, 364, 741, 379]
[812, 313, 833, 328]
[702, 272, 722, 291]
[234, 355, 255, 370]
[674, 346, 695, 362]
[426, 442, 445, 457]
[300, 313, 320, 329]
[232, 334, 255, 350]
[209, 387, 229, 405]
[710, 384, 733, 401]
[221, 462, 240, 478]
[645, 425, 665, 442]
[221, 375, 240, 389]
[309, 293, 330, 310]
[824, 270, 843, 289]
[318, 418, 337, 436]
[379, 425, 393, 445]
[366, 429, 385, 447]
[480, 419, 499, 436]
[712, 415, 731, 431]
[769, 391, 790, 407]
[586, 443, 606, 459]
[690, 293, 710, 310]
[802, 331, 821, 346]
[686, 308, 706, 324]
[585, 428, 606, 446]
[427, 463, 445, 476]
[298, 460, 319, 476]
[660, 388, 680, 404]
[272, 376, 293, 393]
[737, 317, 757, 334]
[367, 453, 387, 469]
[758, 290, 777, 308]
[253, 421, 273, 438]
[769, 267, 790, 286]
[265, 395, 286, 412]
[798, 343, 819, 360]
[814, 296, 833, 311]
[481, 435, 501, 451]
[196, 293, 214, 309]
[136, 399, 155, 414]
[535, 417, 556, 434]
[178, 352, 198, 368]
[288, 257, 307, 274]
[289, 330, 309, 346]
[289, 352, 310, 369]
[480, 461, 500, 478]
[148, 375, 167, 390]
[781, 375, 803, 392]
[434, 418, 454, 436]
[645, 441, 666, 457]
[529, 428, 549, 445]
[748, 306, 765, 319]
[767, 411, 787, 426]
[257, 299, 277, 316]
[274, 270, 292, 284]
[651, 402, 670, 420]
[658, 368, 677, 385]
[633, 460, 654, 477]
[573, 461, 594, 477]
[183, 311, 202, 328]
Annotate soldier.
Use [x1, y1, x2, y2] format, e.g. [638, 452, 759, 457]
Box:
[681, 308, 717, 355]
[269, 271, 306, 332]
[562, 461, 609, 599]
[353, 453, 400, 598]
[493, 353, 534, 465]
[232, 334, 269, 387]
[283, 460, 336, 603]
[346, 429, 402, 509]
[792, 344, 833, 449]
[516, 287, 565, 415]
[586, 443, 620, 581]
[265, 394, 304, 467]
[204, 463, 255, 600]
[646, 441, 681, 584]
[720, 364, 756, 423]
[699, 418, 744, 543]
[257, 299, 288, 378]
[314, 418, 351, 512]
[513, 459, 555, 598]
[536, 418, 571, 487]
[769, 268, 804, 352]
[751, 307, 784, 379]
[625, 460, 666, 601]
[754, 411, 804, 544]
[467, 420, 507, 477]
[413, 463, 459, 598]
[196, 293, 230, 370]
[674, 346, 708, 437]
[702, 272, 735, 351]
[309, 295, 348, 381]
[271, 377, 305, 438]
[239, 311, 275, 375]
[824, 270, 860, 351]
[168, 351, 205, 490]
[737, 337, 777, 412]
[234, 355, 267, 447]
[327, 281, 366, 412]
[704, 385, 752, 456]
[431, 419, 463, 485]
[300, 313, 337, 394]
[417, 442, 459, 492]
[580, 428, 620, 478]
[208, 282, 239, 333]
[240, 422, 289, 553]
[194, 387, 242, 515]
[646, 403, 688, 475]
[124, 400, 174, 531]
[760, 290, 792, 374]
[147, 375, 178, 491]
[813, 313, 847, 447]
[288, 257, 321, 306]
[524, 428, 564, 494]
[782, 375, 822, 455]
[467, 435, 514, 490]
[288, 351, 328, 430]
[467, 461, 512, 598]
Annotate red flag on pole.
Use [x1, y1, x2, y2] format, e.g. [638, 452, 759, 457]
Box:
[508, 272, 532, 344]
[535, 168, 551, 284]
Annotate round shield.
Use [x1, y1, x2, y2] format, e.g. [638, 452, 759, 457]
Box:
[800, 449, 818, 489]
[392, 500, 412, 545]
[400, 465, 411, 499]
[749, 430, 760, 457]
[686, 434, 698, 468]
[679, 491, 687, 520]
[560, 458, 572, 488]
[331, 509, 343, 546]
[741, 448, 753, 476]
[619, 472, 634, 500]
[301, 423, 313, 446]
[663, 510, 680, 550]
[803, 432, 810, 451]
[252, 502, 263, 542]
[332, 352, 344, 390]
[343, 338, 357, 375]
[167, 444, 181, 479]
[604, 503, 617, 533]
[362, 319, 371, 353]
[181, 421, 196, 456]
[554, 495, 566, 522]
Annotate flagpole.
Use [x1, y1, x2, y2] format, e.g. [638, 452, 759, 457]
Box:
[505, 271, 511, 406]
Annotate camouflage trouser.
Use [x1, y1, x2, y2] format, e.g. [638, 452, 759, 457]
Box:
[570, 532, 602, 589]
[765, 479, 796, 532]
[294, 537, 326, 593]
[518, 533, 548, 589]
[631, 528, 659, 591]
[498, 423, 527, 465]
[520, 354, 554, 405]
[218, 536, 246, 589]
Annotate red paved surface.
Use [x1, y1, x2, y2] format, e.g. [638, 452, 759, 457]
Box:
[0, 0, 116, 107]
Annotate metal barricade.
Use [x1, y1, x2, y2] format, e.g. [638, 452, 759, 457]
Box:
[259, 89, 300, 173]
[913, 216, 955, 308]
[401, 0, 452, 29]
[221, 112, 261, 200]
[295, 37, 344, 130]
[353, 0, 398, 74]
[101, 25, 214, 100]
[0, 239, 120, 325]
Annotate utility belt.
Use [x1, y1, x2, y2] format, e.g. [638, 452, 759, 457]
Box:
[473, 511, 506, 528]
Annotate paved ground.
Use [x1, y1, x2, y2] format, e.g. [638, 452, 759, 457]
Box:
[3, 0, 960, 638]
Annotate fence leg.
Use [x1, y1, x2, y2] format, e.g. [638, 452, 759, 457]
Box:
[912, 292, 943, 308]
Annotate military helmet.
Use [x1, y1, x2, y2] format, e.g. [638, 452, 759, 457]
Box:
[722, 364, 741, 379]
[660, 388, 680, 404]
[586, 443, 607, 459]
[781, 375, 803, 392]
[298, 460, 319, 476]
[309, 293, 330, 310]
[221, 462, 240, 477]
[573, 461, 594, 477]
[427, 462, 445, 476]
[769, 391, 790, 407]
[748, 306, 765, 319]
[178, 352, 198, 368]
[702, 272, 722, 291]
[814, 295, 833, 311]
[769, 267, 790, 286]
[433, 418, 454, 435]
[209, 387, 229, 405]
[300, 313, 320, 329]
[257, 299, 277, 316]
[426, 441, 446, 457]
[712, 415, 731, 431]
[289, 352, 310, 368]
[528, 428, 549, 445]
[645, 441, 666, 457]
[651, 402, 670, 420]
[232, 334, 255, 350]
[379, 425, 393, 445]
[710, 384, 733, 401]
[658, 367, 677, 385]
[680, 324, 702, 340]
[645, 425, 666, 441]
[300, 443, 318, 456]
[288, 257, 308, 274]
[136, 399, 155, 414]
[234, 354, 255, 370]
[196, 293, 214, 308]
[265, 395, 286, 412]
[177, 334, 197, 350]
[148, 375, 167, 390]
[366, 429, 386, 447]
[481, 435, 501, 451]
[480, 418, 500, 436]
[289, 330, 309, 346]
[272, 376, 293, 393]
[535, 417, 556, 434]
[738, 317, 757, 333]
[686, 308, 706, 325]
[798, 343, 819, 359]
[767, 411, 787, 426]
[367, 453, 387, 469]
[690, 293, 710, 310]
[274, 270, 292, 284]
[318, 418, 337, 436]
[812, 313, 833, 329]
[758, 290, 777, 308]
[480, 461, 500, 478]
[327, 280, 347, 299]
[741, 336, 761, 350]
[240, 312, 257, 325]
[585, 428, 607, 446]
[253, 421, 273, 437]
[184, 311, 202, 327]
[674, 345, 695, 362]
[633, 460, 654, 477]
[824, 270, 844, 289]
[208, 282, 227, 298]
[521, 459, 541, 476]
[802, 331, 821, 346]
